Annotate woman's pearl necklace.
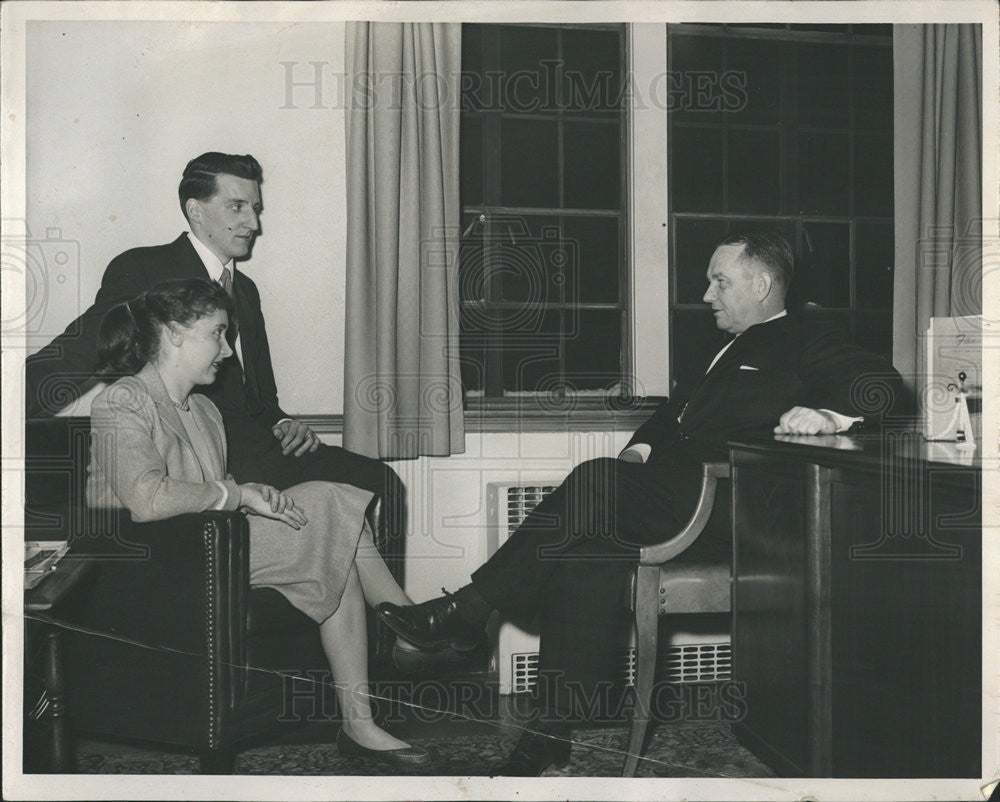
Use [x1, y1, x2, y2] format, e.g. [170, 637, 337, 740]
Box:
[171, 398, 190, 412]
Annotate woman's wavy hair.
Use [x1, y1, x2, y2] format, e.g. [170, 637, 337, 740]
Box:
[96, 278, 233, 376]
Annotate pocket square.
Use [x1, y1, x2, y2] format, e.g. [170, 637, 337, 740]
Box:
[739, 365, 759, 371]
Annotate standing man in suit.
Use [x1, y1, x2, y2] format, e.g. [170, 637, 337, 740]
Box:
[376, 231, 904, 775]
[25, 152, 403, 532]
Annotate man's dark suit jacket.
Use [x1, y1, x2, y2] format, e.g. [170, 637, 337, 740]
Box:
[25, 233, 285, 424]
[626, 313, 905, 463]
[26, 232, 405, 536]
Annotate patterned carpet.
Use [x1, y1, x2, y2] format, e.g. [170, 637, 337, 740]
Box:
[76, 721, 774, 777]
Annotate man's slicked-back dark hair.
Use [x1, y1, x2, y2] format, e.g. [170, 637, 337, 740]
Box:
[720, 230, 795, 291]
[178, 152, 263, 220]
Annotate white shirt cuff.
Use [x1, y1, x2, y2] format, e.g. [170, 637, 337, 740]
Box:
[820, 409, 863, 432]
[212, 480, 230, 510]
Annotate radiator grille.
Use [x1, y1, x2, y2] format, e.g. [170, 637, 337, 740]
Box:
[490, 481, 731, 695]
[509, 643, 732, 694]
[505, 485, 558, 536]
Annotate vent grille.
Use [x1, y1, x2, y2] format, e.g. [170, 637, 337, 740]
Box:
[505, 486, 558, 536]
[509, 643, 732, 695]
[489, 481, 731, 695]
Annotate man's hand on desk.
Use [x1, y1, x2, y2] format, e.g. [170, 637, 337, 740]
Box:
[272, 418, 320, 456]
[774, 406, 840, 436]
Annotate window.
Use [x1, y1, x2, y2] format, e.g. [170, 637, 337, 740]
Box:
[668, 24, 894, 389]
[459, 24, 629, 410]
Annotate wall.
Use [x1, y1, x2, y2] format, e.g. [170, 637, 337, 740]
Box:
[25, 20, 348, 414]
[23, 20, 663, 599]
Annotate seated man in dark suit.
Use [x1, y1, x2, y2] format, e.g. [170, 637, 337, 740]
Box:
[25, 152, 403, 535]
[376, 230, 905, 775]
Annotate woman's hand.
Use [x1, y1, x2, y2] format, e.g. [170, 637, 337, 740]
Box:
[238, 483, 308, 529]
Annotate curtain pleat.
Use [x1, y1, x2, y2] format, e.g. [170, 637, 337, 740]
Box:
[343, 22, 464, 458]
[892, 24, 982, 390]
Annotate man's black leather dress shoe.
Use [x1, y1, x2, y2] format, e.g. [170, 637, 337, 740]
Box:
[376, 591, 484, 651]
[491, 729, 572, 776]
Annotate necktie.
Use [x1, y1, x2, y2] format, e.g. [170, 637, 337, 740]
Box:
[219, 267, 239, 342]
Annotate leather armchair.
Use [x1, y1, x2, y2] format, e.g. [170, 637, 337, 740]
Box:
[24, 417, 403, 773]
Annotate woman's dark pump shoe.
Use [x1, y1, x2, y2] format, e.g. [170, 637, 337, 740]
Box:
[336, 728, 430, 767]
[491, 730, 572, 776]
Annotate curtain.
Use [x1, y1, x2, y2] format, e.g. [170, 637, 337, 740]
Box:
[343, 22, 464, 458]
[892, 24, 982, 388]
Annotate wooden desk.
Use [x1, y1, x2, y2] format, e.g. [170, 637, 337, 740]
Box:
[730, 432, 981, 777]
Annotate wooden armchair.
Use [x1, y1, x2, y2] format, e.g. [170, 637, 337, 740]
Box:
[622, 461, 732, 777]
[24, 417, 403, 774]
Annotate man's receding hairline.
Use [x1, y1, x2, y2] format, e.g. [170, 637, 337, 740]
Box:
[716, 243, 764, 280]
[731, 246, 775, 282]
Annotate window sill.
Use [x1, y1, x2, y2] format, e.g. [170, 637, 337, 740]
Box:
[463, 396, 663, 432]
[299, 397, 664, 436]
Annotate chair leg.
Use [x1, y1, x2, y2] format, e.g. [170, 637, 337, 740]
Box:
[623, 566, 660, 777]
[199, 746, 235, 774]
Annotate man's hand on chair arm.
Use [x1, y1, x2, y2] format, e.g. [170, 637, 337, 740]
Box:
[618, 444, 650, 463]
[774, 407, 861, 435]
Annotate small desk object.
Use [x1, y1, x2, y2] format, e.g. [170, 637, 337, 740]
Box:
[730, 431, 981, 778]
[24, 555, 93, 774]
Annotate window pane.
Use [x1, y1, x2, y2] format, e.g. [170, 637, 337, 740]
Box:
[673, 218, 728, 304]
[726, 38, 781, 125]
[728, 129, 781, 213]
[461, 23, 483, 77]
[562, 28, 621, 116]
[460, 115, 483, 207]
[853, 45, 893, 131]
[796, 43, 850, 128]
[790, 24, 850, 34]
[564, 310, 622, 390]
[563, 216, 620, 303]
[458, 234, 485, 303]
[499, 25, 558, 114]
[671, 309, 729, 390]
[855, 133, 893, 216]
[856, 222, 893, 310]
[564, 121, 621, 209]
[495, 215, 562, 304]
[853, 24, 892, 37]
[459, 305, 485, 392]
[728, 217, 797, 246]
[670, 34, 725, 123]
[798, 132, 850, 214]
[799, 222, 850, 308]
[501, 310, 561, 392]
[500, 118, 559, 207]
[671, 126, 724, 212]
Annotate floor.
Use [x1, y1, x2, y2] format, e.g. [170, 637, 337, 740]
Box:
[65, 667, 775, 777]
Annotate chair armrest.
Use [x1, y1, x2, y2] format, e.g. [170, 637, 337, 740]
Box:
[638, 462, 730, 566]
[65, 509, 250, 655]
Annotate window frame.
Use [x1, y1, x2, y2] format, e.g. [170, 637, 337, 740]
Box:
[459, 22, 639, 423]
[666, 23, 895, 388]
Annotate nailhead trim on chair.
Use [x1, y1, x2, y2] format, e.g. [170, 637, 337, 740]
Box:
[203, 520, 217, 749]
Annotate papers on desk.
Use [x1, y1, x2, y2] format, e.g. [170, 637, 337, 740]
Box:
[919, 315, 982, 444]
[25, 541, 69, 590]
